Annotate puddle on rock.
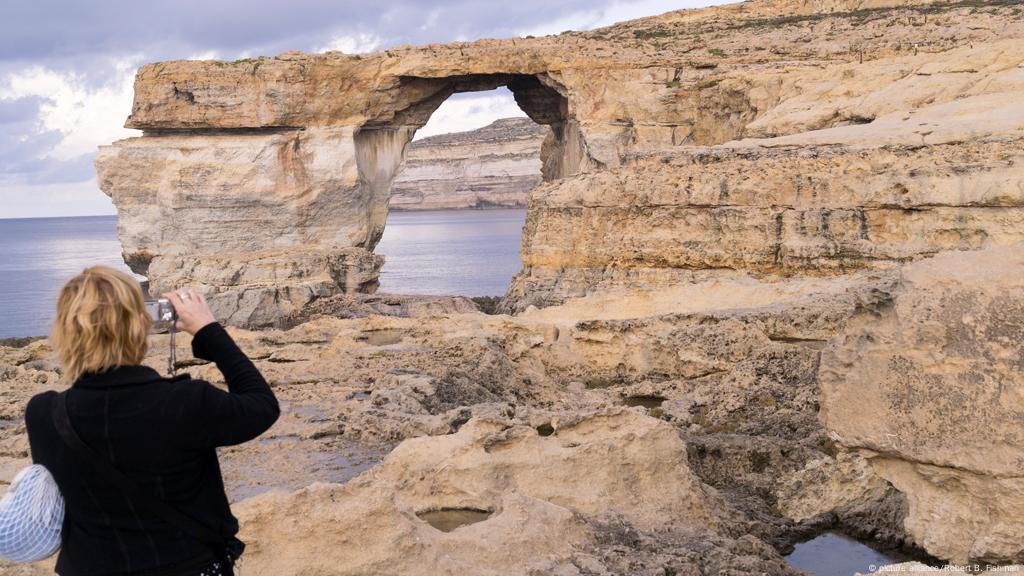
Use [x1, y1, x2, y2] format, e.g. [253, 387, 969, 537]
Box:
[286, 403, 331, 422]
[768, 336, 828, 350]
[785, 532, 912, 576]
[222, 437, 386, 503]
[417, 508, 493, 532]
[621, 395, 666, 409]
[359, 329, 405, 346]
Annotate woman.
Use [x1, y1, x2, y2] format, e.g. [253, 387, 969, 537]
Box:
[24, 266, 280, 576]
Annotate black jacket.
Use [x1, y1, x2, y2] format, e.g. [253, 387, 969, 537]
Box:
[25, 322, 280, 576]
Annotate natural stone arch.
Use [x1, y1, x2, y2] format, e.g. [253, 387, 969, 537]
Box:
[96, 1, 1024, 329]
[353, 72, 590, 251]
[96, 66, 597, 327]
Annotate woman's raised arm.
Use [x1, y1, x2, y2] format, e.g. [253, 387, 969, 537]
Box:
[165, 290, 280, 447]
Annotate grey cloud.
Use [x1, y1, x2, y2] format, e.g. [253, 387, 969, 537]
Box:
[0, 0, 641, 215]
[1, 0, 596, 64]
[0, 123, 96, 186]
[9, 155, 97, 186]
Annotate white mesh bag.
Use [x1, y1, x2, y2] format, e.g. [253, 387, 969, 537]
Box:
[0, 464, 63, 563]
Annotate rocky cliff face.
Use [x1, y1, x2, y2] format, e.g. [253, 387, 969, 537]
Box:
[390, 117, 544, 211]
[95, 0, 1024, 326]
[79, 0, 1024, 570]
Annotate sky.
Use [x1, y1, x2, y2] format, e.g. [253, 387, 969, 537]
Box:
[0, 0, 728, 219]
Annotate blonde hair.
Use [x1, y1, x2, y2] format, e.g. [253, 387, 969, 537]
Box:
[51, 266, 151, 383]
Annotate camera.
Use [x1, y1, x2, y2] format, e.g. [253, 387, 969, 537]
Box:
[144, 299, 177, 325]
[144, 298, 179, 374]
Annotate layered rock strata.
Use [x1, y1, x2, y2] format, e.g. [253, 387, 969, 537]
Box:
[505, 137, 1024, 310]
[96, 0, 1024, 324]
[390, 117, 545, 210]
[71, 0, 1024, 571]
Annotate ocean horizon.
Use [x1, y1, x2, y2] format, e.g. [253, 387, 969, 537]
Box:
[0, 210, 525, 338]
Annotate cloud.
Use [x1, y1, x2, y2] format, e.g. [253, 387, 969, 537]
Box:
[0, 59, 140, 161]
[0, 58, 140, 217]
[414, 88, 527, 140]
[0, 96, 43, 124]
[316, 32, 383, 55]
[187, 51, 221, 61]
[519, 0, 733, 36]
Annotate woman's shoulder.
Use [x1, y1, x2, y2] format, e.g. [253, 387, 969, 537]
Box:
[25, 390, 59, 430]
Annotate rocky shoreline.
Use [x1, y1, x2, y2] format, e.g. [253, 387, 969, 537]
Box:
[6, 252, 1023, 574]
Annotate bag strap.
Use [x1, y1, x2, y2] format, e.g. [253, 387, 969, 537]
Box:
[51, 392, 224, 546]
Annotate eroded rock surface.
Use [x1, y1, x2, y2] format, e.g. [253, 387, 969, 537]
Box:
[23, 0, 1024, 572]
[232, 411, 793, 576]
[821, 244, 1024, 564]
[95, 0, 1024, 325]
[2, 272, 918, 574]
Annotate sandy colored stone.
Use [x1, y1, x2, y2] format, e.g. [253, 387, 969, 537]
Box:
[776, 449, 892, 523]
[95, 126, 400, 322]
[503, 138, 1024, 311]
[94, 0, 1024, 325]
[232, 411, 733, 576]
[0, 269, 911, 574]
[148, 247, 383, 328]
[821, 244, 1024, 564]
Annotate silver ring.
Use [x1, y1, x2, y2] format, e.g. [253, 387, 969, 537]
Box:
[179, 291, 191, 301]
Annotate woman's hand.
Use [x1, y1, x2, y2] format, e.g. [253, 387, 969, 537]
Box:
[162, 289, 216, 336]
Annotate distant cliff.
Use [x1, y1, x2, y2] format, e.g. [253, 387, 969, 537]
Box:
[389, 118, 546, 211]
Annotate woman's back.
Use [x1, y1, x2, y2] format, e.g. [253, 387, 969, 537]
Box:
[27, 322, 279, 575]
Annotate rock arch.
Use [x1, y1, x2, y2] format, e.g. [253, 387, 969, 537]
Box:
[96, 0, 1024, 327]
[352, 72, 589, 251]
[96, 62, 604, 326]
[90, 2, 1024, 567]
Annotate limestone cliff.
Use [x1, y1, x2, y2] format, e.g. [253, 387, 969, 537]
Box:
[96, 0, 1024, 326]
[86, 1, 1024, 567]
[390, 117, 544, 211]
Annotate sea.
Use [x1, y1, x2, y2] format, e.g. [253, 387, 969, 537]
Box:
[0, 209, 526, 338]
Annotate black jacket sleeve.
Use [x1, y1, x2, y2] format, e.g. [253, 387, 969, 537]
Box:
[186, 322, 280, 447]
